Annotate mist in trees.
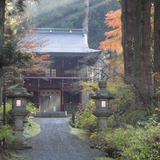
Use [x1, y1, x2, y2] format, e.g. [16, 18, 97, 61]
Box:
[25, 0, 120, 48]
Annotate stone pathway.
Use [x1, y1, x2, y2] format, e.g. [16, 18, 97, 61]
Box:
[22, 117, 105, 160]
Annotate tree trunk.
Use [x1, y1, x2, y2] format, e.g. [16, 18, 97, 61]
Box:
[0, 0, 5, 106]
[0, 69, 3, 106]
[141, 0, 151, 107]
[121, 0, 126, 78]
[154, 0, 160, 74]
[133, 0, 142, 85]
[121, 0, 134, 84]
[0, 0, 5, 50]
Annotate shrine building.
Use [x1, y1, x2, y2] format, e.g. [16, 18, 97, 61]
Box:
[23, 28, 101, 112]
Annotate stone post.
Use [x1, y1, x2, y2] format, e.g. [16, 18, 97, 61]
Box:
[6, 77, 33, 150]
[90, 80, 116, 131]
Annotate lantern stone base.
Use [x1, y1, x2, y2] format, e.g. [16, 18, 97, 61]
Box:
[98, 117, 108, 131]
[8, 113, 32, 150]
[10, 140, 32, 150]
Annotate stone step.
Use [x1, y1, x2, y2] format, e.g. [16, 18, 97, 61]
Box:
[34, 111, 67, 117]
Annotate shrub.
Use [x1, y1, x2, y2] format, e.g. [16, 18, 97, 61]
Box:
[0, 102, 12, 124]
[0, 102, 38, 141]
[0, 125, 16, 141]
[23, 117, 40, 138]
[80, 81, 140, 126]
[75, 100, 98, 132]
[98, 115, 160, 159]
[0, 102, 12, 118]
[107, 82, 134, 110]
[90, 131, 99, 141]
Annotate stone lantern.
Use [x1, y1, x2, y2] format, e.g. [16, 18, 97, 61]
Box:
[90, 80, 116, 131]
[6, 77, 33, 150]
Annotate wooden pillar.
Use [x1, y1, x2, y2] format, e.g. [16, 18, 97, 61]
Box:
[61, 90, 64, 111]
[37, 79, 40, 110]
[62, 56, 64, 77]
[61, 56, 64, 111]
[61, 79, 64, 111]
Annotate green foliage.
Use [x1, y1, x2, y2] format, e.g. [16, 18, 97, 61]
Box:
[106, 82, 148, 125]
[75, 100, 98, 132]
[0, 101, 38, 159]
[0, 125, 16, 141]
[0, 149, 25, 160]
[107, 82, 133, 110]
[107, 115, 116, 127]
[0, 102, 38, 140]
[90, 131, 99, 141]
[61, 21, 74, 28]
[80, 80, 142, 126]
[26, 0, 85, 28]
[26, 102, 38, 113]
[0, 102, 12, 121]
[99, 115, 160, 159]
[23, 117, 40, 138]
[81, 81, 133, 110]
[80, 81, 99, 92]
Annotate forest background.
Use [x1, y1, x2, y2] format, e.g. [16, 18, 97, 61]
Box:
[25, 0, 120, 49]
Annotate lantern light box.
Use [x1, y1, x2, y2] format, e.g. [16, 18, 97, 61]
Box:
[101, 101, 106, 108]
[16, 99, 22, 107]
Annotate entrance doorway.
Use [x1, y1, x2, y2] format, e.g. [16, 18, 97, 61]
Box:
[40, 89, 61, 112]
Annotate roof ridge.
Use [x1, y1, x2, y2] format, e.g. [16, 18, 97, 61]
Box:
[34, 28, 84, 34]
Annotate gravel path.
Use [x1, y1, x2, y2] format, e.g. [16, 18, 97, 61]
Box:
[22, 117, 105, 160]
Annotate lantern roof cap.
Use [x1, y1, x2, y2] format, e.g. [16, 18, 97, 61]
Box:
[6, 77, 33, 98]
[90, 80, 116, 99]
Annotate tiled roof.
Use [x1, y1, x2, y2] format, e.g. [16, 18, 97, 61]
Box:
[24, 28, 101, 54]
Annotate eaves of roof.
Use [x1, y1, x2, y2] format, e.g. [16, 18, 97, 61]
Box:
[23, 28, 101, 54]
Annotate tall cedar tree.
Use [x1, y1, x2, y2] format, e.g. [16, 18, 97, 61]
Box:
[122, 0, 152, 108]
[154, 0, 160, 78]
[0, 0, 5, 106]
[141, 0, 151, 107]
[122, 0, 134, 83]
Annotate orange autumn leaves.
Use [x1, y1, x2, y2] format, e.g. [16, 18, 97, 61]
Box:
[99, 9, 124, 86]
[99, 9, 122, 53]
